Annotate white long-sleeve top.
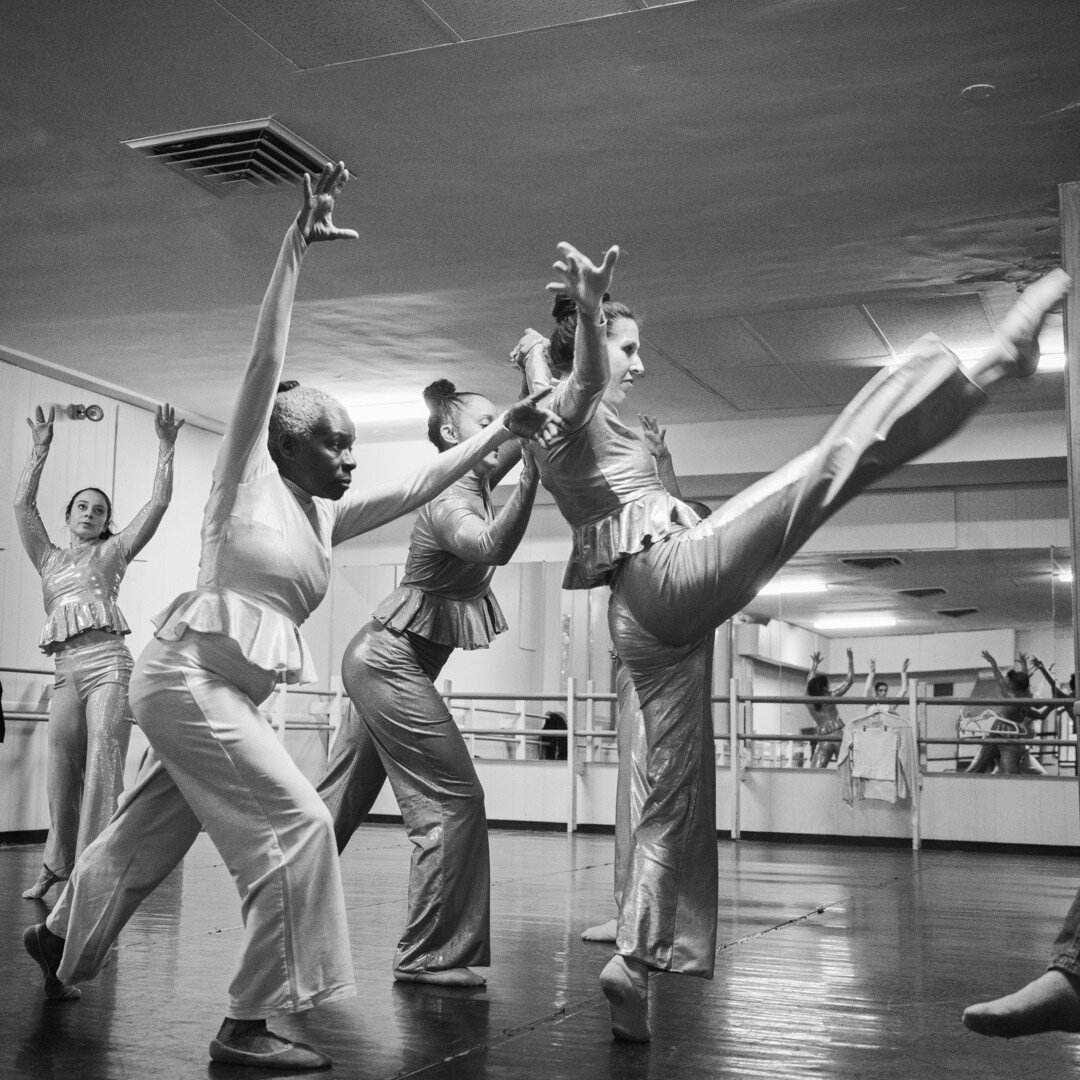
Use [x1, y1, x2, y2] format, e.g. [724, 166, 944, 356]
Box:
[153, 222, 514, 683]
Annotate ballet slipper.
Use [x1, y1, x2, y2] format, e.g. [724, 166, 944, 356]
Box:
[209, 1019, 331, 1069]
[393, 967, 487, 987]
[994, 269, 1071, 380]
[600, 954, 651, 1042]
[962, 970, 1080, 1038]
[581, 918, 618, 943]
[22, 866, 65, 900]
[23, 924, 80, 1001]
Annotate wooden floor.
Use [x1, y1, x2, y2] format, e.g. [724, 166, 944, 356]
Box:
[3, 827, 1080, 1078]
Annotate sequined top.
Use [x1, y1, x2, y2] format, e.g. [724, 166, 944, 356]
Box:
[516, 328, 698, 590]
[374, 462, 538, 650]
[152, 222, 519, 684]
[14, 443, 175, 654]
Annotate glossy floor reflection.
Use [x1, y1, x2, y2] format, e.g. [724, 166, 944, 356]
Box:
[4, 829, 1080, 1077]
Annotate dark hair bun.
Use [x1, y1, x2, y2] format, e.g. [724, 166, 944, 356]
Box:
[277, 380, 300, 394]
[422, 378, 458, 407]
[551, 294, 576, 320]
[551, 292, 613, 320]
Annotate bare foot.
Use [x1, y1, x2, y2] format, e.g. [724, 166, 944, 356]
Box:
[393, 967, 487, 987]
[962, 970, 1080, 1037]
[581, 918, 618, 943]
[600, 954, 650, 1042]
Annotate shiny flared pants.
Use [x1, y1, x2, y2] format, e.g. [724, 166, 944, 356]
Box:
[609, 341, 987, 978]
[47, 633, 355, 1018]
[320, 622, 490, 973]
[43, 638, 134, 878]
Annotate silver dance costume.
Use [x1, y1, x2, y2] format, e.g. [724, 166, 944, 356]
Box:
[318, 455, 538, 974]
[521, 321, 989, 978]
[14, 437, 174, 880]
[46, 221, 523, 1019]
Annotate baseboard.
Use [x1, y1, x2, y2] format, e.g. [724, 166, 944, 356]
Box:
[0, 830, 48, 847]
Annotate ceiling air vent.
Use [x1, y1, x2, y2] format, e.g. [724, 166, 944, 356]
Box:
[897, 587, 947, 598]
[840, 556, 904, 571]
[937, 607, 979, 618]
[123, 118, 334, 197]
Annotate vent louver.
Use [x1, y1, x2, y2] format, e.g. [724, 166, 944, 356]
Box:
[936, 607, 979, 618]
[897, 587, 947, 598]
[123, 118, 335, 197]
[841, 556, 904, 571]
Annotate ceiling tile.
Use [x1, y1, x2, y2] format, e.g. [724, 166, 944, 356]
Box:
[706, 366, 821, 412]
[743, 306, 891, 365]
[429, 0, 641, 40]
[793, 363, 876, 408]
[867, 293, 996, 357]
[644, 316, 775, 370]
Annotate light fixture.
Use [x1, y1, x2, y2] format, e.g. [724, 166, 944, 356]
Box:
[68, 404, 105, 422]
[1056, 569, 1074, 584]
[349, 401, 430, 425]
[814, 614, 897, 630]
[756, 578, 828, 596]
[1037, 351, 1067, 372]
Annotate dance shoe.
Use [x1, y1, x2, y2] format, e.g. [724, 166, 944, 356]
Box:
[581, 918, 618, 943]
[22, 867, 65, 900]
[995, 269, 1070, 380]
[393, 967, 487, 986]
[23, 924, 80, 1001]
[600, 954, 651, 1042]
[209, 1030, 331, 1069]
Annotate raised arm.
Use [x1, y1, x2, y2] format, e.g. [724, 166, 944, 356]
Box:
[114, 405, 184, 561]
[864, 659, 876, 700]
[834, 648, 855, 697]
[543, 242, 620, 431]
[1031, 656, 1068, 698]
[639, 415, 684, 499]
[14, 406, 55, 571]
[899, 658, 910, 699]
[488, 439, 524, 489]
[331, 390, 560, 544]
[430, 451, 540, 566]
[216, 163, 356, 487]
[981, 650, 1009, 692]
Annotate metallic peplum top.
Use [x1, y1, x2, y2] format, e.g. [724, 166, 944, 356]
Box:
[375, 466, 536, 650]
[15, 442, 174, 655]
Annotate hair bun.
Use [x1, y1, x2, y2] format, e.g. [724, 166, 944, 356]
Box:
[551, 292, 612, 320]
[277, 380, 300, 394]
[422, 378, 458, 408]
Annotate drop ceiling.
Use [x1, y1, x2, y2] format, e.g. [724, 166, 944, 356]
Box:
[1, 0, 1078, 439]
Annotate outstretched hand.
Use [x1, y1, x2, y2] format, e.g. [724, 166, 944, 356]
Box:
[504, 386, 564, 448]
[545, 241, 619, 318]
[27, 405, 54, 449]
[901, 658, 911, 672]
[155, 403, 185, 445]
[639, 415, 669, 457]
[981, 650, 995, 665]
[297, 162, 359, 245]
[810, 651, 823, 666]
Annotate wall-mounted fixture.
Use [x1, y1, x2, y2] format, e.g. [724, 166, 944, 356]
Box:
[68, 404, 105, 422]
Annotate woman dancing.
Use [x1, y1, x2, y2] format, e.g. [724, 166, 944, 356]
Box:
[806, 648, 855, 768]
[316, 378, 540, 987]
[15, 402, 181, 900]
[23, 165, 559, 1069]
[513, 240, 1068, 1042]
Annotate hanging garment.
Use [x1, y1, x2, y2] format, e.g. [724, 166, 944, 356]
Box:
[837, 712, 918, 805]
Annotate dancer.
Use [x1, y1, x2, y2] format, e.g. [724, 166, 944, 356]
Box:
[964, 651, 1048, 775]
[513, 240, 1068, 1042]
[865, 657, 910, 715]
[806, 648, 855, 767]
[23, 165, 560, 1068]
[15, 402, 181, 900]
[316, 378, 540, 987]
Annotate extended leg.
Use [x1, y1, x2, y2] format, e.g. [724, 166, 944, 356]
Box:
[342, 623, 489, 984]
[76, 672, 133, 858]
[316, 700, 389, 853]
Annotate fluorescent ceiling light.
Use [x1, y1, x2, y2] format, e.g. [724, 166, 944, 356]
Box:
[1038, 351, 1066, 372]
[1056, 569, 1074, 583]
[349, 400, 429, 424]
[757, 578, 828, 596]
[814, 614, 897, 630]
